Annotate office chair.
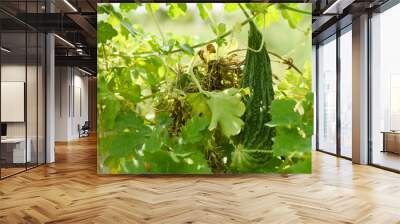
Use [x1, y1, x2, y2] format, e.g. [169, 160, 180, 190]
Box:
[79, 121, 90, 138]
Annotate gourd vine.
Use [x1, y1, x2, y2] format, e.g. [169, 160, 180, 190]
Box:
[97, 3, 313, 174]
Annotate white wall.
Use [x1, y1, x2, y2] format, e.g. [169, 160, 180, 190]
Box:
[54, 67, 89, 141]
[71, 73, 89, 138]
[55, 66, 69, 141]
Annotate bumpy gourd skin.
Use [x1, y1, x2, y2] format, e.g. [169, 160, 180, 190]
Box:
[240, 21, 275, 150]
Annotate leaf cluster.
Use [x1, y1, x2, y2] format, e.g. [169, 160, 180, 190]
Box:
[97, 3, 313, 174]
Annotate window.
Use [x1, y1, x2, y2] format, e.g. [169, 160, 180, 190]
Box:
[370, 3, 400, 171]
[0, 1, 47, 179]
[317, 36, 337, 154]
[339, 28, 352, 158]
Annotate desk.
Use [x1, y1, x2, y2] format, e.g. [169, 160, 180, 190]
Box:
[1, 138, 31, 163]
[382, 131, 400, 154]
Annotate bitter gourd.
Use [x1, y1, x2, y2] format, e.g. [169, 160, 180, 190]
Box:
[240, 21, 275, 150]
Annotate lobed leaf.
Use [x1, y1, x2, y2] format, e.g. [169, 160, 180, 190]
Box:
[206, 88, 245, 138]
[182, 116, 210, 144]
[268, 99, 301, 127]
[97, 21, 117, 43]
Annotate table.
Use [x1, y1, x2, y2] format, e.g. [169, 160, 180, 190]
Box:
[381, 131, 400, 154]
[1, 138, 31, 163]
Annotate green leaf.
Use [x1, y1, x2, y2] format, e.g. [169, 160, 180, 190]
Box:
[177, 3, 187, 11]
[279, 4, 304, 29]
[102, 112, 152, 159]
[97, 21, 118, 43]
[246, 3, 271, 14]
[197, 3, 209, 20]
[255, 6, 281, 28]
[101, 4, 137, 38]
[272, 127, 310, 156]
[266, 6, 281, 26]
[230, 145, 253, 171]
[302, 92, 314, 136]
[145, 131, 164, 153]
[224, 3, 239, 12]
[217, 23, 226, 36]
[157, 112, 173, 127]
[108, 131, 145, 157]
[123, 156, 146, 173]
[118, 84, 141, 103]
[97, 4, 113, 14]
[145, 3, 160, 13]
[186, 93, 211, 118]
[179, 43, 194, 55]
[144, 112, 172, 153]
[114, 112, 150, 134]
[98, 87, 120, 130]
[268, 99, 301, 127]
[207, 88, 245, 137]
[230, 145, 279, 173]
[144, 150, 211, 174]
[103, 156, 121, 172]
[119, 19, 137, 37]
[182, 116, 210, 144]
[120, 3, 139, 12]
[284, 153, 311, 173]
[167, 3, 187, 20]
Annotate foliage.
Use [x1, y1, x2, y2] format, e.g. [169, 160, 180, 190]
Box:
[267, 62, 314, 173]
[206, 88, 246, 138]
[97, 3, 312, 174]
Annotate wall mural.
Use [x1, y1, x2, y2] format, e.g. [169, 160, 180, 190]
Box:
[97, 3, 313, 174]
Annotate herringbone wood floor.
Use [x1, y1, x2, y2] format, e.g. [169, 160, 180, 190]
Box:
[1, 136, 400, 224]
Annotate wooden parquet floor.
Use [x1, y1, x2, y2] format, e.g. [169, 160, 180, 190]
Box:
[1, 135, 400, 224]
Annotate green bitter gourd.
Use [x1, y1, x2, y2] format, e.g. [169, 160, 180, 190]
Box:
[240, 21, 275, 150]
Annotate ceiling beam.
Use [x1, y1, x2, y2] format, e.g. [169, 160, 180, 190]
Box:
[55, 55, 96, 71]
[67, 13, 96, 46]
[322, 0, 355, 14]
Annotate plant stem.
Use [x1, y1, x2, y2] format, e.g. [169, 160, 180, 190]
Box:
[227, 48, 302, 75]
[187, 56, 206, 95]
[228, 48, 303, 75]
[149, 7, 166, 44]
[101, 44, 109, 71]
[278, 4, 312, 15]
[120, 14, 258, 58]
[268, 51, 303, 75]
[238, 3, 266, 53]
[238, 3, 251, 18]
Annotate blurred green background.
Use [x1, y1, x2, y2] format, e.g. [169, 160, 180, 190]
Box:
[98, 3, 311, 78]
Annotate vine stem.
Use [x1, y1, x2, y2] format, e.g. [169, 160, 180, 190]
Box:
[238, 3, 303, 75]
[119, 14, 258, 58]
[149, 7, 165, 44]
[110, 5, 304, 75]
[238, 3, 251, 18]
[269, 52, 303, 75]
[227, 49, 303, 75]
[101, 44, 109, 72]
[187, 56, 206, 95]
[238, 3, 264, 53]
[278, 4, 312, 15]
